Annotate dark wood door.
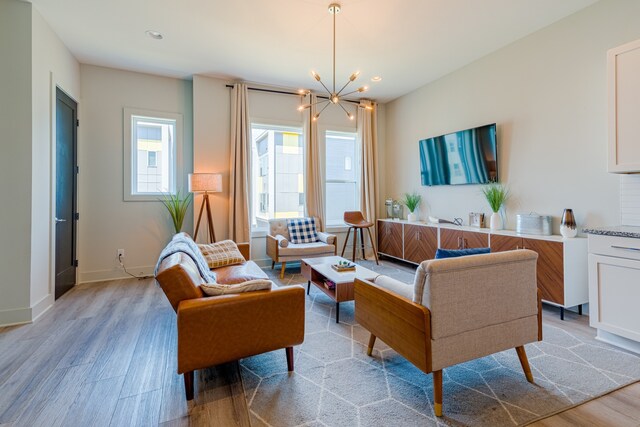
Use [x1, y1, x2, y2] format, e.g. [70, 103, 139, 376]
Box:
[523, 238, 564, 304]
[55, 88, 78, 299]
[440, 228, 463, 249]
[490, 234, 523, 252]
[404, 225, 437, 263]
[462, 231, 488, 249]
[377, 221, 403, 259]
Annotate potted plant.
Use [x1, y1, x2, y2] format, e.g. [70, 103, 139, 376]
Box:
[160, 191, 192, 234]
[402, 192, 422, 222]
[481, 182, 509, 230]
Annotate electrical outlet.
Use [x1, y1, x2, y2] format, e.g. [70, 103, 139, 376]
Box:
[117, 249, 125, 260]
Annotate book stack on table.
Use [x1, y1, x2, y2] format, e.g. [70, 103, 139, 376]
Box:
[324, 279, 336, 290]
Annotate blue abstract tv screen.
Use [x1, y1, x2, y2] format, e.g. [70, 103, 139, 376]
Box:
[419, 123, 498, 186]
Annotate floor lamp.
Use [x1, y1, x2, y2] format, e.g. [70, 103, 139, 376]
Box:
[189, 173, 222, 243]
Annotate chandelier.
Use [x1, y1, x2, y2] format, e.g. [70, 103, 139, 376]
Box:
[298, 3, 371, 121]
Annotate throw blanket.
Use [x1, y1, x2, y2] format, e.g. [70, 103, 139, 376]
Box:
[154, 232, 217, 282]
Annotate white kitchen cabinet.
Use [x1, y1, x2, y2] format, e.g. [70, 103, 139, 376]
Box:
[588, 234, 640, 353]
[608, 38, 640, 173]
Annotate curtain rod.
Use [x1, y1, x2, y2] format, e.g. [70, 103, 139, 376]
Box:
[225, 84, 361, 105]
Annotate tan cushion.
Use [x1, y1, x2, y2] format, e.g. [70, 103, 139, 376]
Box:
[201, 279, 273, 296]
[276, 235, 289, 248]
[414, 250, 538, 340]
[278, 242, 335, 256]
[373, 275, 413, 300]
[215, 260, 269, 284]
[199, 240, 246, 269]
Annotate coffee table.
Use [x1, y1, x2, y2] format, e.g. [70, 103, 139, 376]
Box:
[301, 255, 377, 323]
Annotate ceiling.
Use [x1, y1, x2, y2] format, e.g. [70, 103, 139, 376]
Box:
[29, 0, 597, 103]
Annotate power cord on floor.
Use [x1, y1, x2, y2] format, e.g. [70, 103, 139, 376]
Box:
[118, 254, 153, 280]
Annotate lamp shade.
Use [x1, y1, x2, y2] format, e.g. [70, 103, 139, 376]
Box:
[188, 173, 222, 193]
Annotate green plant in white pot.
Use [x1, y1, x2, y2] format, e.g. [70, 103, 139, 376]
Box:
[481, 182, 509, 230]
[402, 192, 422, 222]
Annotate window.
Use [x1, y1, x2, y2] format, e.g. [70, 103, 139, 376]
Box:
[325, 130, 360, 226]
[123, 108, 183, 201]
[250, 123, 304, 230]
[147, 151, 157, 167]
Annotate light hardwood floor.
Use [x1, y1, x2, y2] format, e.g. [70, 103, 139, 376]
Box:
[0, 278, 250, 427]
[528, 381, 640, 426]
[1, 276, 638, 427]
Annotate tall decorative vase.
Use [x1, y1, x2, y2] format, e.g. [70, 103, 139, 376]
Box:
[490, 212, 503, 230]
[407, 212, 418, 222]
[560, 209, 577, 238]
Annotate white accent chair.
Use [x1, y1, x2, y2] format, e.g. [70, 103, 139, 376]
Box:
[267, 217, 337, 279]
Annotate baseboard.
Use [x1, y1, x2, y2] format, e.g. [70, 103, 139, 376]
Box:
[78, 265, 155, 284]
[31, 294, 54, 322]
[596, 330, 640, 355]
[0, 306, 32, 327]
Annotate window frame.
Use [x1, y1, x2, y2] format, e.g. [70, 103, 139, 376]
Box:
[123, 108, 183, 202]
[321, 125, 361, 228]
[249, 118, 305, 235]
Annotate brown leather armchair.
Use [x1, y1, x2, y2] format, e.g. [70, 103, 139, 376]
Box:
[156, 242, 305, 400]
[355, 250, 542, 417]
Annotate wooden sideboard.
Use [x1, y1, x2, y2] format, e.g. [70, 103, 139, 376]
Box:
[377, 219, 588, 319]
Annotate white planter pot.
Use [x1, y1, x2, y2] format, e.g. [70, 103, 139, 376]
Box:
[490, 212, 503, 230]
[407, 212, 418, 222]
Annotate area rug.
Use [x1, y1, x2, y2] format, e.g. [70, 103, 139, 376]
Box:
[240, 260, 640, 426]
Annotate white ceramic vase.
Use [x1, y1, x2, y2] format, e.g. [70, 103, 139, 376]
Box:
[560, 225, 578, 238]
[490, 212, 503, 230]
[407, 212, 418, 222]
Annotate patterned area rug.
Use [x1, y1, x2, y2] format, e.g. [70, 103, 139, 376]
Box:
[240, 260, 640, 426]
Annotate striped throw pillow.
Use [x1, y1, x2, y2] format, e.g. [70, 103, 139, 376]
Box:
[198, 240, 246, 269]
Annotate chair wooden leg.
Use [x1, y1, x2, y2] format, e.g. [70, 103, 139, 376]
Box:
[360, 228, 366, 260]
[285, 347, 294, 371]
[516, 346, 534, 383]
[367, 334, 377, 356]
[366, 227, 379, 265]
[433, 370, 443, 417]
[341, 227, 351, 257]
[271, 261, 275, 270]
[280, 262, 286, 279]
[352, 227, 357, 262]
[184, 371, 194, 401]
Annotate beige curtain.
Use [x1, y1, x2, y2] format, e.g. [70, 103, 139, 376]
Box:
[228, 83, 251, 242]
[304, 93, 326, 230]
[358, 100, 379, 228]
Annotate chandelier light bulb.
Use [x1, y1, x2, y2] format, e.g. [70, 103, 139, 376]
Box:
[311, 71, 321, 81]
[347, 112, 354, 120]
[358, 86, 369, 92]
[349, 71, 360, 81]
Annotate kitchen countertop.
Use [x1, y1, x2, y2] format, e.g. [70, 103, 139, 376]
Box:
[582, 225, 640, 239]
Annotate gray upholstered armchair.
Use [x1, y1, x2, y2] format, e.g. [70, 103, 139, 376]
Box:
[354, 250, 542, 417]
[267, 217, 337, 279]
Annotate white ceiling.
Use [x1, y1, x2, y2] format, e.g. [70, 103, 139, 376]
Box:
[30, 0, 597, 102]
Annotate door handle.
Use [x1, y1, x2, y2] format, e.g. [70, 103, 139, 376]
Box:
[463, 238, 468, 249]
[55, 217, 67, 223]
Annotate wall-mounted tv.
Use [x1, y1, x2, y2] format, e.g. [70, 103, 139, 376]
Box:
[419, 123, 498, 186]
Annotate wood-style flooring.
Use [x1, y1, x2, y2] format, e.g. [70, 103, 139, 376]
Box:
[0, 278, 250, 427]
[1, 276, 639, 427]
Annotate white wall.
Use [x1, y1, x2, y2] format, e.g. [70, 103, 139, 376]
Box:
[0, 0, 33, 325]
[192, 76, 380, 265]
[78, 65, 193, 283]
[621, 175, 640, 226]
[384, 0, 640, 233]
[30, 6, 80, 316]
